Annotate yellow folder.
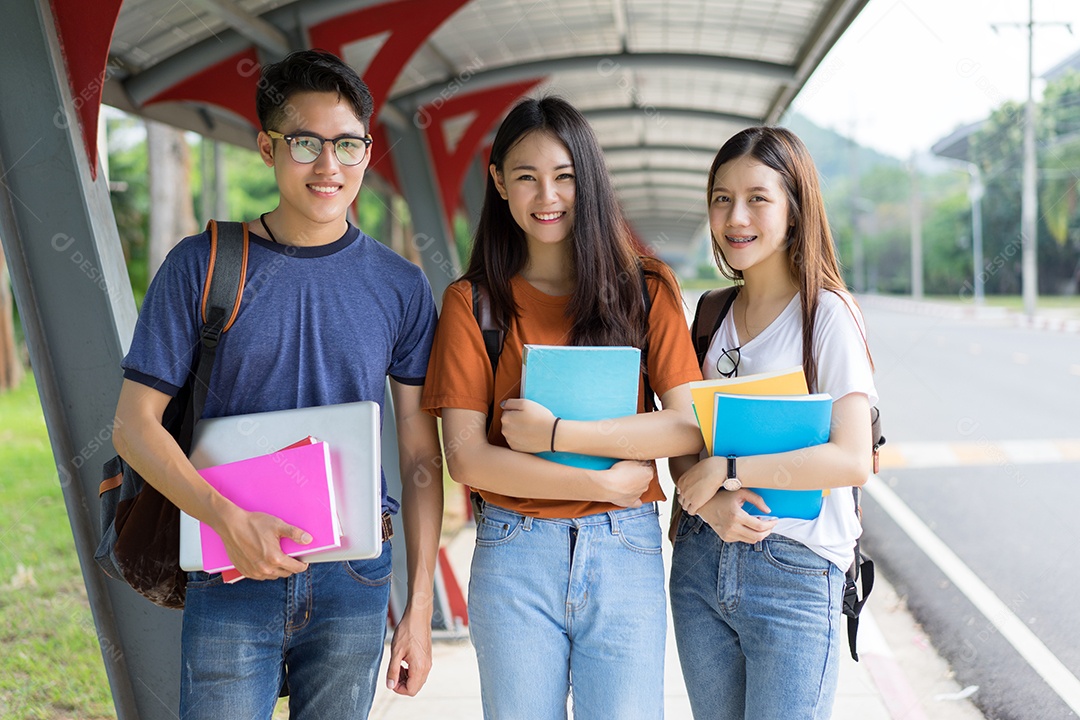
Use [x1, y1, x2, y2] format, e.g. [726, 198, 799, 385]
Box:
[690, 365, 809, 455]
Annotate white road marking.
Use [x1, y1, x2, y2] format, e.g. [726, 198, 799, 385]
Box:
[864, 476, 1080, 715]
[880, 439, 1080, 469]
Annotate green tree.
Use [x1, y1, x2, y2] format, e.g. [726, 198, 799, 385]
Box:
[1040, 70, 1080, 293]
[107, 114, 151, 301]
[922, 190, 972, 295]
[970, 101, 1030, 295]
[969, 75, 1080, 296]
[0, 244, 23, 391]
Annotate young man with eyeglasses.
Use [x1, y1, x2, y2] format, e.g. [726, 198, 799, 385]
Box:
[113, 49, 442, 718]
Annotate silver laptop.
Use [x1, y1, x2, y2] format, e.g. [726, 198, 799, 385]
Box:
[179, 401, 382, 571]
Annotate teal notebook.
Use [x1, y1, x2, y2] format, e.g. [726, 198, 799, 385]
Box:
[520, 345, 641, 470]
[712, 392, 833, 520]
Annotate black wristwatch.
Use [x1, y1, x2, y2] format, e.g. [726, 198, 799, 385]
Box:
[723, 454, 742, 492]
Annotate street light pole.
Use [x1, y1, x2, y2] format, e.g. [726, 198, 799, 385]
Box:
[969, 164, 985, 306]
[993, 4, 1071, 316]
[910, 151, 923, 299]
[1020, 0, 1038, 317]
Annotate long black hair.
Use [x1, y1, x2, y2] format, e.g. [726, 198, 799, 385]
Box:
[463, 96, 654, 348]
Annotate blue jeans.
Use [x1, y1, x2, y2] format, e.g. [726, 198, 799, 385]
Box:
[179, 541, 392, 719]
[669, 515, 843, 720]
[468, 502, 666, 720]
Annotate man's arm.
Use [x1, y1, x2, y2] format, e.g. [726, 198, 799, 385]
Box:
[112, 379, 312, 579]
[384, 380, 444, 696]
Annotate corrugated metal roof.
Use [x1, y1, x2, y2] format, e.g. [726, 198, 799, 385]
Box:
[105, 0, 869, 253]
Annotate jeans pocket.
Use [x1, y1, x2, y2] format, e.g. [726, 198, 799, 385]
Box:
[616, 515, 662, 555]
[474, 515, 523, 547]
[345, 546, 393, 586]
[186, 570, 224, 589]
[762, 537, 830, 576]
[672, 512, 701, 544]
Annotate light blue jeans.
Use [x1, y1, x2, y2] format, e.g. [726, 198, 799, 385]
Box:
[468, 502, 667, 720]
[179, 541, 392, 719]
[670, 515, 843, 720]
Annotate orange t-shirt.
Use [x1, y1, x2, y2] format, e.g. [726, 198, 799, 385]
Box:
[421, 257, 702, 518]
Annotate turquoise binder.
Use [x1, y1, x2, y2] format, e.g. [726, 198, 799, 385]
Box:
[520, 345, 641, 470]
[712, 392, 833, 520]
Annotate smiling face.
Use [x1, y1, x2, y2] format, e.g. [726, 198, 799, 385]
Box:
[490, 130, 576, 250]
[257, 90, 369, 233]
[709, 155, 793, 279]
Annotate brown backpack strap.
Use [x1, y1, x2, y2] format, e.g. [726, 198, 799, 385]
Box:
[201, 220, 249, 334]
[183, 220, 250, 450]
[692, 286, 739, 367]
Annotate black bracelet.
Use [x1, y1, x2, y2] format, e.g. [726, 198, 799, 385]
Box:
[550, 417, 561, 453]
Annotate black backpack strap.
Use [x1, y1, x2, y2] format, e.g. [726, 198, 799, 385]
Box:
[201, 220, 248, 336]
[639, 264, 657, 413]
[471, 282, 505, 434]
[469, 281, 506, 522]
[691, 286, 739, 368]
[842, 484, 876, 661]
[178, 220, 249, 452]
[843, 544, 875, 661]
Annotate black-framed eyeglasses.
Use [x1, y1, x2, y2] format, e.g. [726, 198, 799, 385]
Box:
[266, 130, 373, 166]
[716, 346, 741, 378]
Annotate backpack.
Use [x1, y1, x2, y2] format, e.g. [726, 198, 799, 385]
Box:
[689, 286, 883, 662]
[467, 264, 658, 518]
[94, 220, 249, 609]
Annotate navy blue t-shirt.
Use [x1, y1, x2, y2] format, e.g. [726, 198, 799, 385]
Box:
[122, 224, 438, 513]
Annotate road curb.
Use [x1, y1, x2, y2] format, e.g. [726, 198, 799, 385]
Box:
[857, 294, 1080, 333]
[859, 608, 931, 720]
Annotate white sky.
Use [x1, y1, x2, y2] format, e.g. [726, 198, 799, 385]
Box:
[790, 0, 1080, 158]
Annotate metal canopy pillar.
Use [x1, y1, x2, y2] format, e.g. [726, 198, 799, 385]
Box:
[383, 109, 460, 303]
[0, 2, 180, 719]
[461, 156, 488, 231]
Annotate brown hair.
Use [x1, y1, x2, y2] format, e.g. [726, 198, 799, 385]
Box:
[706, 126, 871, 390]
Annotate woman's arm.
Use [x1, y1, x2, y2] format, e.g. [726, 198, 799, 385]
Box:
[501, 383, 703, 461]
[442, 407, 654, 507]
[668, 452, 698, 489]
[670, 454, 776, 543]
[678, 392, 872, 516]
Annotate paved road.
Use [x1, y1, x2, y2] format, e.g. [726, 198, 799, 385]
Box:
[858, 299, 1080, 720]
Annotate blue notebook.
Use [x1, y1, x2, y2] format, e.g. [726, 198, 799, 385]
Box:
[712, 392, 832, 520]
[520, 345, 641, 470]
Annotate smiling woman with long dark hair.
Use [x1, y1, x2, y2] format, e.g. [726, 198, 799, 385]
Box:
[422, 96, 703, 719]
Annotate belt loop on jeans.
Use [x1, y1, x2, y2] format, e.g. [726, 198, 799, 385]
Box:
[382, 511, 394, 542]
[522, 516, 534, 531]
[607, 510, 621, 535]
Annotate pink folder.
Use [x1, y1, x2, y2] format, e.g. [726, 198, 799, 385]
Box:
[197, 441, 342, 574]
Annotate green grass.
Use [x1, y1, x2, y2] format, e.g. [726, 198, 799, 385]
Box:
[921, 294, 1079, 311]
[0, 375, 115, 720]
[0, 375, 459, 720]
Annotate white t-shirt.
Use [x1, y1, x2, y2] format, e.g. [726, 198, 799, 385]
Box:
[702, 289, 878, 569]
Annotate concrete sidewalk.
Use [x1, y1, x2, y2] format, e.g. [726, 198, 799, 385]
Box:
[369, 502, 987, 720]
